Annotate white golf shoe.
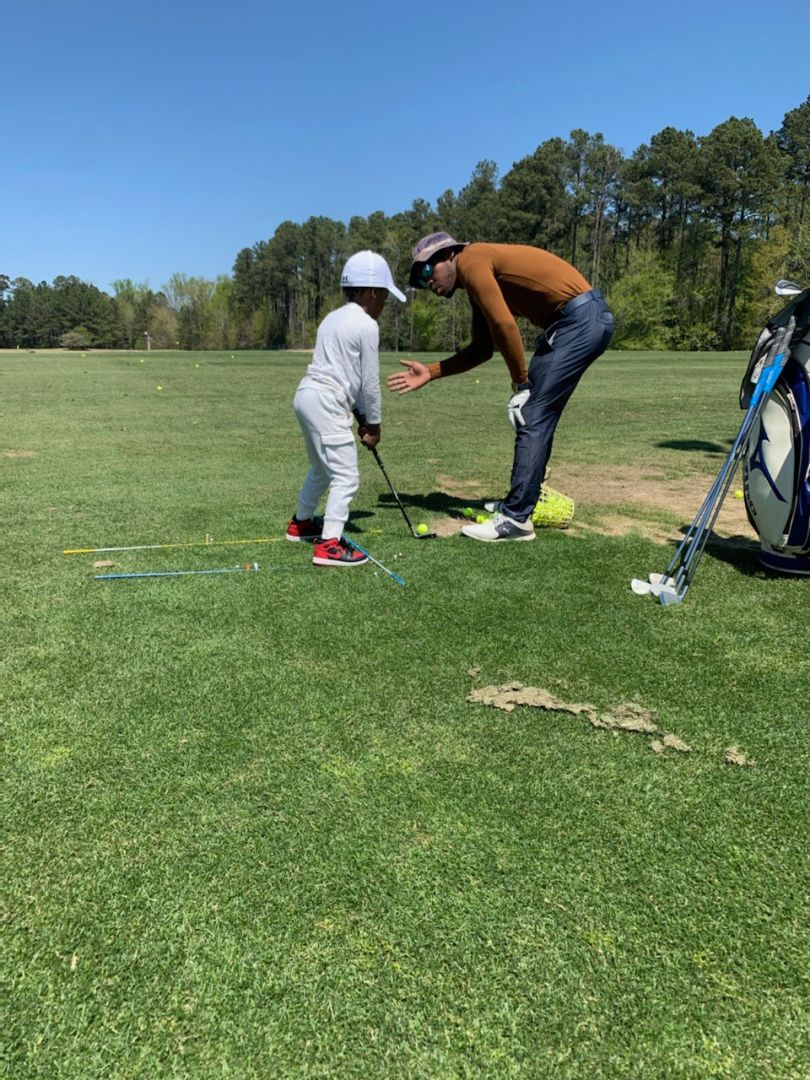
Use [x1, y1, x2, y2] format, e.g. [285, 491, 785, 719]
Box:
[461, 512, 535, 542]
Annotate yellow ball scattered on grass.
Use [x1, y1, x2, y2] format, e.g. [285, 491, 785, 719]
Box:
[734, 489, 744, 499]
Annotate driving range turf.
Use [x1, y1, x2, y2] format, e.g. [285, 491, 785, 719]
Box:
[3, 348, 808, 1077]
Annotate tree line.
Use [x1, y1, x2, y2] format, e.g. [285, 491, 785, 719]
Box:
[2, 97, 808, 352]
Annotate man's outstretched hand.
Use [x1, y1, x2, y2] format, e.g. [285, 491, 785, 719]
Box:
[387, 359, 431, 395]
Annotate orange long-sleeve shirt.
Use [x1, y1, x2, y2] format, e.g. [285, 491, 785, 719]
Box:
[427, 243, 591, 385]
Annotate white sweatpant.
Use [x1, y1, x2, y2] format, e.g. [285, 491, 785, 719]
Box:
[293, 384, 359, 540]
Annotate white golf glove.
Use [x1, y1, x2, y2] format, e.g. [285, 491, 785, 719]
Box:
[507, 386, 531, 432]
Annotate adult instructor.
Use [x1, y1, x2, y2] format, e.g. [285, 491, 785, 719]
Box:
[388, 232, 614, 542]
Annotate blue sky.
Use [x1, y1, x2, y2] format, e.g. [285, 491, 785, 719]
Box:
[3, 0, 808, 294]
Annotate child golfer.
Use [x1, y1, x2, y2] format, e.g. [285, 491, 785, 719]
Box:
[286, 251, 406, 566]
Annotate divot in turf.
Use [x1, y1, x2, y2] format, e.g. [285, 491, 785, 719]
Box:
[468, 683, 694, 755]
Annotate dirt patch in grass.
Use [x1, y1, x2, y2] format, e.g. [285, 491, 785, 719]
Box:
[435, 474, 490, 499]
[468, 683, 693, 756]
[724, 746, 756, 767]
[427, 463, 756, 544]
[547, 463, 756, 544]
[2, 449, 36, 458]
[469, 682, 757, 765]
[433, 517, 465, 538]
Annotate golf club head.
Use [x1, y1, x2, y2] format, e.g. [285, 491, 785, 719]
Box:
[631, 572, 677, 595]
[775, 278, 803, 297]
[414, 530, 437, 540]
[630, 578, 653, 595]
[631, 574, 680, 603]
[657, 587, 682, 606]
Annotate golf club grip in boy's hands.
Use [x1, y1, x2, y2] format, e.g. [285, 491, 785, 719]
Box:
[353, 408, 379, 448]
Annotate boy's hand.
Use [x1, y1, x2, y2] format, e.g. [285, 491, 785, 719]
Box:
[360, 422, 381, 448]
[388, 359, 430, 395]
[354, 410, 378, 447]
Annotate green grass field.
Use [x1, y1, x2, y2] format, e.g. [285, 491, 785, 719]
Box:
[3, 348, 809, 1078]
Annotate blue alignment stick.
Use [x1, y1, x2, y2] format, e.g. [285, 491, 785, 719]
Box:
[345, 538, 406, 586]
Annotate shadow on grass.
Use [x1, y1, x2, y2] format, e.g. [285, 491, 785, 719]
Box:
[375, 491, 486, 517]
[344, 509, 378, 534]
[656, 438, 732, 455]
[661, 528, 764, 579]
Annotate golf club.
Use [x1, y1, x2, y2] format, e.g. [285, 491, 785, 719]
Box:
[633, 317, 796, 604]
[368, 446, 436, 539]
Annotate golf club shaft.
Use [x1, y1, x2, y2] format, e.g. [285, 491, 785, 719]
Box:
[676, 443, 749, 598]
[667, 410, 760, 590]
[668, 422, 751, 585]
[369, 447, 418, 535]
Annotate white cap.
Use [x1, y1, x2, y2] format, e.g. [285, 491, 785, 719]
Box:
[341, 251, 406, 302]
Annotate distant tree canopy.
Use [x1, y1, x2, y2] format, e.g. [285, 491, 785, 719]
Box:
[2, 96, 808, 352]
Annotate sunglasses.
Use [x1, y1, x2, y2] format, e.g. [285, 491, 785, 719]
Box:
[417, 262, 435, 288]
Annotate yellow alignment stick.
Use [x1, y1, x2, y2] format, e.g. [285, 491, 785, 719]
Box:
[63, 532, 381, 555]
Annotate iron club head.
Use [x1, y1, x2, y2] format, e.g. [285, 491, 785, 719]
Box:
[631, 578, 653, 595]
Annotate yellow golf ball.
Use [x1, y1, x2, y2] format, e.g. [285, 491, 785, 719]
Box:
[416, 523, 429, 535]
[734, 489, 744, 499]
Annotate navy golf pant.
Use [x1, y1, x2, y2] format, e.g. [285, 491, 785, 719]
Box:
[502, 294, 614, 522]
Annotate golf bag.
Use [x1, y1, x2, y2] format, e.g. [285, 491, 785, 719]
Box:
[741, 284, 810, 574]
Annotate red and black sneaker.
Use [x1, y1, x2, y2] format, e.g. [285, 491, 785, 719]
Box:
[285, 515, 323, 542]
[312, 538, 368, 567]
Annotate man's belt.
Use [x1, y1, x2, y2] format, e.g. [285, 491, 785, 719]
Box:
[537, 288, 605, 348]
[557, 287, 602, 318]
